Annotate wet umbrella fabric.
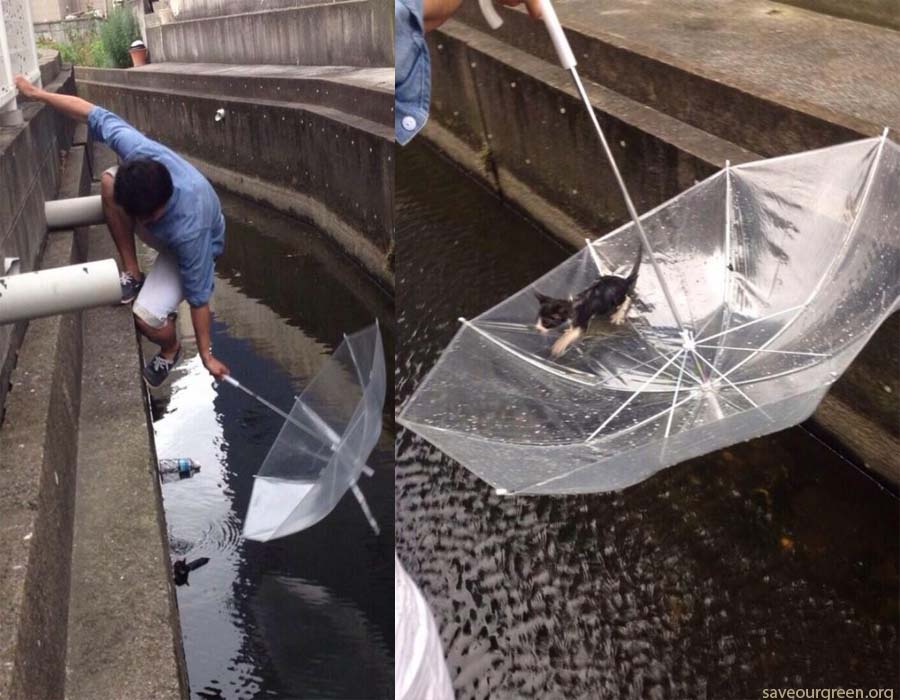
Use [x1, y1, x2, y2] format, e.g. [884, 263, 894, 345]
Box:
[399, 135, 900, 495]
[240, 322, 386, 541]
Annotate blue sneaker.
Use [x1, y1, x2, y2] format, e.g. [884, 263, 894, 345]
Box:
[120, 271, 144, 305]
[143, 347, 182, 388]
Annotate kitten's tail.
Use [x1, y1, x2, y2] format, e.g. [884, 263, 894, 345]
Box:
[626, 246, 643, 287]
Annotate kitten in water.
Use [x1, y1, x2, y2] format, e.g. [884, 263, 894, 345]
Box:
[535, 247, 642, 357]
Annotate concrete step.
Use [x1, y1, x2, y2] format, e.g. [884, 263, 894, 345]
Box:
[64, 232, 185, 700]
[144, 0, 392, 68]
[74, 65, 394, 288]
[425, 19, 756, 244]
[453, 0, 898, 156]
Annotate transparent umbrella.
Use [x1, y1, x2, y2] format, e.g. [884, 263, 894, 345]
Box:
[225, 322, 386, 540]
[399, 134, 900, 495]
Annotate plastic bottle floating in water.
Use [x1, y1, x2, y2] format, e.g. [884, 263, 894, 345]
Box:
[158, 458, 201, 482]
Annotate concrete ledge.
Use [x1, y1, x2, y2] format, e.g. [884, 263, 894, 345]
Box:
[65, 232, 186, 700]
[63, 144, 186, 700]
[78, 63, 393, 126]
[776, 0, 900, 30]
[426, 22, 756, 237]
[0, 228, 85, 700]
[145, 0, 392, 67]
[453, 0, 895, 156]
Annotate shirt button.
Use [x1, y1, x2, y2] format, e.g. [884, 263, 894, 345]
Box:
[402, 116, 417, 131]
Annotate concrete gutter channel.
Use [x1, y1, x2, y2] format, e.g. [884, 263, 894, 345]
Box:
[74, 63, 394, 291]
[421, 4, 898, 484]
[1, 79, 186, 698]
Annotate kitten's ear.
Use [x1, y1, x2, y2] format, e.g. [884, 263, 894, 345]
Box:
[533, 290, 550, 303]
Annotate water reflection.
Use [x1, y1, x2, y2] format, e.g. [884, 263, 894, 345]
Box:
[145, 192, 394, 699]
[395, 140, 899, 699]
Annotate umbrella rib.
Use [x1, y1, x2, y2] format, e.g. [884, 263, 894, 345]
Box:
[717, 129, 888, 382]
[462, 319, 599, 387]
[585, 348, 685, 442]
[694, 344, 829, 358]
[694, 304, 807, 345]
[510, 392, 698, 494]
[586, 238, 605, 274]
[664, 350, 690, 438]
[690, 350, 771, 421]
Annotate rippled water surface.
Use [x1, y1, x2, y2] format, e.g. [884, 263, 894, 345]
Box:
[146, 193, 394, 699]
[395, 140, 899, 699]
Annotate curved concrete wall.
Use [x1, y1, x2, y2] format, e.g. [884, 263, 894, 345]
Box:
[145, 0, 393, 67]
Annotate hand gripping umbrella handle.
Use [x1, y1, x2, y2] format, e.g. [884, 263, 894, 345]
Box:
[478, 0, 577, 70]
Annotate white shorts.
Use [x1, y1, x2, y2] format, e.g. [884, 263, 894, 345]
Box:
[104, 165, 184, 328]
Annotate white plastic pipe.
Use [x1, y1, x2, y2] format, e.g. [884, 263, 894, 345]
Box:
[0, 259, 121, 325]
[45, 195, 105, 230]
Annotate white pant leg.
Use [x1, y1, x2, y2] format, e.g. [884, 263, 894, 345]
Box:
[133, 250, 184, 329]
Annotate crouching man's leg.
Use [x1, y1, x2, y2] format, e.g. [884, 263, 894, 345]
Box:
[133, 251, 184, 388]
[101, 168, 144, 303]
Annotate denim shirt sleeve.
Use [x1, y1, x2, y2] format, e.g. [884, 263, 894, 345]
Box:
[170, 230, 216, 307]
[87, 106, 151, 161]
[395, 0, 431, 145]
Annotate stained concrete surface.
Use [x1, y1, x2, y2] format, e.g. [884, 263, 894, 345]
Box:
[0, 231, 84, 700]
[777, 0, 899, 30]
[454, 0, 897, 155]
[145, 0, 393, 68]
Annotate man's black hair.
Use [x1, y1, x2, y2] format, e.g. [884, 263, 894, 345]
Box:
[113, 158, 173, 218]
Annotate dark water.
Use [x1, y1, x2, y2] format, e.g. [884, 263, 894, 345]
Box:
[145, 193, 394, 699]
[395, 140, 899, 699]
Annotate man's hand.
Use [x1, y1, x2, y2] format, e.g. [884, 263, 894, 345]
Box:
[202, 353, 230, 381]
[14, 75, 41, 99]
[497, 0, 543, 19]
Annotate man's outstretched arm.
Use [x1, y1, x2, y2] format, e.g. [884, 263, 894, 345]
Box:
[189, 303, 230, 380]
[14, 75, 94, 122]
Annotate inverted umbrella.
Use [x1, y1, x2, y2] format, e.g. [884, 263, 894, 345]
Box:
[400, 0, 898, 495]
[225, 322, 386, 540]
[399, 133, 899, 495]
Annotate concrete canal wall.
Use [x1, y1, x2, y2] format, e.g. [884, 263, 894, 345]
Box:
[0, 56, 75, 420]
[144, 0, 393, 68]
[420, 0, 899, 484]
[0, 56, 186, 700]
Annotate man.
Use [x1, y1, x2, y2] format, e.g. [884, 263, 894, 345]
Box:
[394, 0, 542, 145]
[15, 76, 230, 386]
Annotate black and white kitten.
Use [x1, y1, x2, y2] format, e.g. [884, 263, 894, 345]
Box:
[535, 248, 642, 357]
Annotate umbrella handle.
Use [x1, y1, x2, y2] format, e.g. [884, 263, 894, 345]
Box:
[477, 0, 576, 70]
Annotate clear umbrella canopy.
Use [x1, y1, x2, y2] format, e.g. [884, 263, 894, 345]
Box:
[399, 135, 900, 495]
[243, 322, 386, 541]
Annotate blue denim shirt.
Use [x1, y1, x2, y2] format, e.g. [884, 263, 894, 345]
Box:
[88, 107, 225, 306]
[395, 0, 431, 145]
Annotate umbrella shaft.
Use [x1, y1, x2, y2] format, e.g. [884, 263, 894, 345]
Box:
[568, 67, 688, 334]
